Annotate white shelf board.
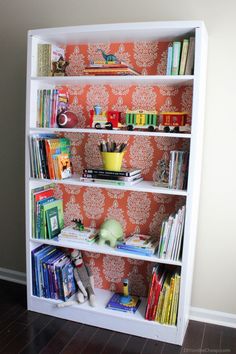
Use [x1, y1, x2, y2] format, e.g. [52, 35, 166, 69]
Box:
[30, 127, 191, 139]
[29, 288, 178, 342]
[31, 75, 194, 86]
[28, 21, 200, 44]
[29, 177, 188, 196]
[30, 237, 182, 267]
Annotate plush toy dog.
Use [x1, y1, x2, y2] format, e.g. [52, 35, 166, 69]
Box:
[57, 249, 95, 307]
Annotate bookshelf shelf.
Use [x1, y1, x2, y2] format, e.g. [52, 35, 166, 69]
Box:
[30, 288, 178, 342]
[31, 75, 194, 86]
[30, 127, 192, 139]
[29, 177, 188, 196]
[30, 237, 182, 266]
[25, 21, 207, 345]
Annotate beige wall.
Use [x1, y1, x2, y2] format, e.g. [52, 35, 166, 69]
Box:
[0, 0, 235, 314]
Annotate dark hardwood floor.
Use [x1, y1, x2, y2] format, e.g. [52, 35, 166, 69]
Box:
[0, 280, 235, 354]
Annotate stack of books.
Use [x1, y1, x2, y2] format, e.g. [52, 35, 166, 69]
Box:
[58, 225, 98, 244]
[29, 135, 72, 180]
[106, 293, 141, 314]
[83, 60, 140, 76]
[31, 185, 64, 239]
[117, 234, 158, 256]
[157, 206, 186, 261]
[81, 167, 143, 186]
[32, 245, 76, 301]
[145, 265, 181, 325]
[166, 37, 195, 76]
[168, 151, 189, 190]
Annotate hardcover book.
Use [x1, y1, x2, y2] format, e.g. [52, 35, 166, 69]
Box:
[106, 293, 141, 313]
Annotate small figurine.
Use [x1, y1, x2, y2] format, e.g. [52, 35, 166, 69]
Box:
[57, 249, 95, 308]
[120, 278, 132, 304]
[52, 55, 69, 76]
[72, 218, 85, 231]
[97, 49, 119, 63]
[98, 219, 123, 247]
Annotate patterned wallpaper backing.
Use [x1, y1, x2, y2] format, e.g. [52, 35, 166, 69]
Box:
[54, 41, 190, 296]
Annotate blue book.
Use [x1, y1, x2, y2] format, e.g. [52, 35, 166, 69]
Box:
[32, 245, 54, 296]
[166, 46, 173, 75]
[106, 293, 141, 314]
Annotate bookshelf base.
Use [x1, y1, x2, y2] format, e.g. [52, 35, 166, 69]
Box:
[28, 288, 182, 344]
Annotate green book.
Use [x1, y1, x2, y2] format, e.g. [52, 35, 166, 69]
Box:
[171, 41, 181, 75]
[40, 199, 64, 239]
[45, 206, 60, 239]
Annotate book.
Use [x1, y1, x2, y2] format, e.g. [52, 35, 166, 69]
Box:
[80, 176, 143, 186]
[171, 42, 181, 75]
[40, 199, 64, 239]
[57, 153, 72, 179]
[83, 167, 141, 177]
[185, 37, 195, 75]
[45, 206, 61, 239]
[166, 46, 173, 75]
[179, 39, 189, 75]
[106, 293, 141, 313]
[82, 173, 142, 182]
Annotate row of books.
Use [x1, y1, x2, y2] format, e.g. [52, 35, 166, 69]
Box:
[145, 265, 181, 325]
[166, 37, 195, 76]
[29, 135, 72, 180]
[81, 167, 143, 186]
[36, 89, 69, 128]
[168, 151, 189, 190]
[83, 60, 140, 76]
[32, 245, 76, 301]
[157, 206, 185, 260]
[31, 185, 64, 239]
[37, 44, 65, 76]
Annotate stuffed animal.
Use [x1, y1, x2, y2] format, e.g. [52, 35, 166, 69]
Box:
[98, 219, 123, 247]
[57, 249, 95, 307]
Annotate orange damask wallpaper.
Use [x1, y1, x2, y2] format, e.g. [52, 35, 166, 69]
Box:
[54, 42, 190, 296]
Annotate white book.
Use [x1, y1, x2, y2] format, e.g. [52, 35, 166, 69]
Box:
[166, 211, 179, 259]
[161, 215, 174, 258]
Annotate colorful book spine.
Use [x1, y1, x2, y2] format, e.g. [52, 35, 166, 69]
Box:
[179, 39, 189, 75]
[171, 42, 181, 75]
[166, 46, 173, 75]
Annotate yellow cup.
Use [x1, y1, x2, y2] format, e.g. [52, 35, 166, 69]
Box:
[101, 152, 125, 171]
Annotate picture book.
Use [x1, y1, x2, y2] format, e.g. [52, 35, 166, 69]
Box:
[45, 206, 61, 239]
[40, 199, 64, 239]
[106, 293, 141, 314]
[83, 167, 141, 177]
[80, 176, 143, 186]
[117, 234, 158, 256]
[57, 153, 72, 179]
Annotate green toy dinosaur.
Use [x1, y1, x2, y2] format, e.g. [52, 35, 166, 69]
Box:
[97, 49, 119, 63]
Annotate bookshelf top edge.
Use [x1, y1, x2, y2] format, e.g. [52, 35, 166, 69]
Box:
[27, 21, 205, 45]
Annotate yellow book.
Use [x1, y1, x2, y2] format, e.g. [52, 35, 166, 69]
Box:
[160, 275, 171, 324]
[170, 274, 181, 325]
[155, 289, 165, 323]
[165, 275, 175, 324]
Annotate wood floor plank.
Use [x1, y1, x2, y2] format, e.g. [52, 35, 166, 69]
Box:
[60, 324, 98, 354]
[39, 320, 82, 354]
[19, 317, 66, 354]
[220, 325, 236, 354]
[162, 342, 181, 354]
[201, 323, 221, 353]
[81, 327, 114, 354]
[121, 335, 147, 354]
[0, 305, 26, 333]
[0, 311, 40, 351]
[101, 332, 130, 354]
[181, 320, 205, 354]
[141, 339, 164, 354]
[1, 313, 53, 354]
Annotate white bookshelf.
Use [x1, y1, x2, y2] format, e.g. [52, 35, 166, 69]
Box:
[25, 21, 208, 345]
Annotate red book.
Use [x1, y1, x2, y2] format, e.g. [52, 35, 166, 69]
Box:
[150, 271, 166, 320]
[145, 269, 157, 320]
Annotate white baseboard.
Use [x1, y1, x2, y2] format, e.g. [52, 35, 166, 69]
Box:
[0, 267, 26, 285]
[190, 306, 236, 329]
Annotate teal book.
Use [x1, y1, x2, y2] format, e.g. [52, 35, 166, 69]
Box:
[171, 42, 181, 75]
[45, 206, 61, 239]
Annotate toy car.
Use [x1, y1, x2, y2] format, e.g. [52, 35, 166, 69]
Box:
[125, 110, 158, 131]
[158, 112, 191, 133]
